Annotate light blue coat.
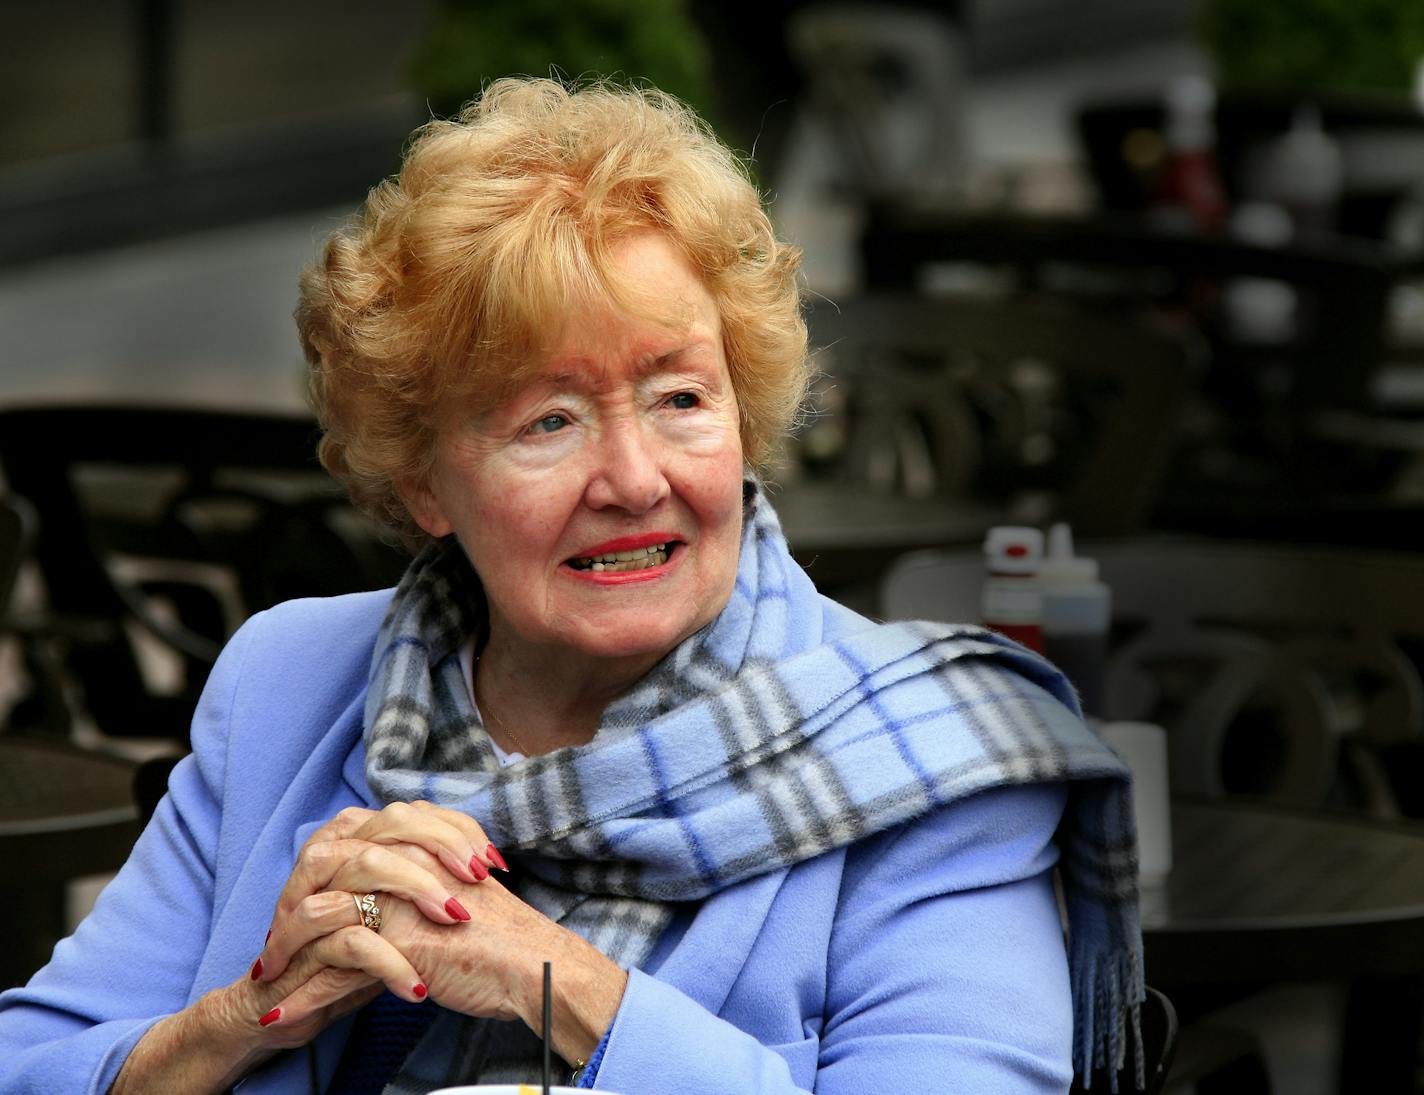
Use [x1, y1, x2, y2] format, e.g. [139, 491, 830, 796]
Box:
[0, 591, 1072, 1094]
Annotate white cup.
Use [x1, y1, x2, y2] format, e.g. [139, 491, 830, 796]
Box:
[1098, 720, 1172, 888]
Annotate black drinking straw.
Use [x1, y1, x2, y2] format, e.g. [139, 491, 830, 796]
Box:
[542, 960, 553, 1095]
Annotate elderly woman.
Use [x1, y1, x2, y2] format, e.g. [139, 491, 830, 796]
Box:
[0, 79, 1141, 1093]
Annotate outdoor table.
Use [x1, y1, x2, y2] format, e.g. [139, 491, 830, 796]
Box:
[1144, 798, 1424, 1090]
[0, 737, 140, 988]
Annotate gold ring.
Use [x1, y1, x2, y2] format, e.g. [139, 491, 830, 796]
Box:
[352, 892, 382, 932]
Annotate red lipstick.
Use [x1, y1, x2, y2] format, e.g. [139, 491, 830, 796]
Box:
[575, 568, 666, 585]
[563, 531, 682, 585]
[573, 532, 679, 557]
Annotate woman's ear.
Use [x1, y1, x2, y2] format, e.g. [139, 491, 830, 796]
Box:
[398, 477, 454, 539]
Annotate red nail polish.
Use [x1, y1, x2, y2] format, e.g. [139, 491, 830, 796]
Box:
[249, 958, 263, 981]
[264, 930, 272, 944]
[444, 896, 472, 921]
[258, 1007, 281, 1027]
[469, 856, 490, 882]
[413, 983, 428, 999]
[485, 843, 509, 872]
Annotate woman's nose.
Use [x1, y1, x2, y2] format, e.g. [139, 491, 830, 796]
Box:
[583, 419, 671, 514]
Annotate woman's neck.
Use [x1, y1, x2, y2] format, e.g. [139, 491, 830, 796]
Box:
[472, 637, 660, 755]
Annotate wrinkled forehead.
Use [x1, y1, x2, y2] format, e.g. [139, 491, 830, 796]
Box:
[458, 229, 719, 406]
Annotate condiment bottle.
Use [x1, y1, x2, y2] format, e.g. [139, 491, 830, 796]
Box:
[1153, 75, 1227, 231]
[981, 526, 1045, 654]
[1039, 523, 1111, 719]
[1251, 102, 1342, 237]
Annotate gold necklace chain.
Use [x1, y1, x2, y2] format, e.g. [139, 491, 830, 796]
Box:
[472, 656, 534, 757]
[475, 677, 532, 757]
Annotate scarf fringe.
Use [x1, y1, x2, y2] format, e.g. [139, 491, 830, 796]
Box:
[1072, 939, 1145, 1092]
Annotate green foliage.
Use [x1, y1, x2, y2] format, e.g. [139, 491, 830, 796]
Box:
[1199, 0, 1424, 94]
[408, 0, 716, 123]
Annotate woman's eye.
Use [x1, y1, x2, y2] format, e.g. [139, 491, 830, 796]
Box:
[667, 392, 700, 410]
[529, 413, 569, 435]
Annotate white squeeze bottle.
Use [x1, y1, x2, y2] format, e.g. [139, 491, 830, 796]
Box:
[1039, 523, 1111, 719]
[981, 526, 1045, 654]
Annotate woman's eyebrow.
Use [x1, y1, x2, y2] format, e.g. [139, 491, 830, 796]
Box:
[644, 338, 717, 372]
[533, 336, 717, 388]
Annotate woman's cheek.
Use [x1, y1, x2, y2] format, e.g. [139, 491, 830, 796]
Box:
[498, 430, 584, 473]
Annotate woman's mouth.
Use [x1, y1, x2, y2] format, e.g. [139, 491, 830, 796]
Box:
[567, 543, 674, 573]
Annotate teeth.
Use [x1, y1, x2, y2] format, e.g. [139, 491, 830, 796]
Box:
[572, 543, 668, 571]
[580, 547, 669, 573]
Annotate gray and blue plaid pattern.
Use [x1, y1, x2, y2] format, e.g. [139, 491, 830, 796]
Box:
[364, 480, 1145, 1090]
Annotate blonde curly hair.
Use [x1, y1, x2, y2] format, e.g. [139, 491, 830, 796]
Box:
[296, 77, 808, 546]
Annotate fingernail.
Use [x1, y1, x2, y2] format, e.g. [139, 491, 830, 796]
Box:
[249, 958, 264, 981]
[469, 856, 490, 882]
[485, 843, 509, 872]
[413, 983, 428, 999]
[258, 1007, 281, 1027]
[444, 896, 472, 921]
[264, 930, 272, 944]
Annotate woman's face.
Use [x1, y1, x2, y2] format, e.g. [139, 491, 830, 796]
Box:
[409, 232, 745, 673]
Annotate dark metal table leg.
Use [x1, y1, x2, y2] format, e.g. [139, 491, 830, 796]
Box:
[1340, 976, 1424, 1094]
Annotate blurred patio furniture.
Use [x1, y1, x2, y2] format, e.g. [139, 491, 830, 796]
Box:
[790, 290, 1191, 535]
[858, 208, 1424, 546]
[1, 494, 149, 990]
[0, 494, 34, 620]
[777, 292, 1190, 606]
[1077, 89, 1424, 244]
[0, 737, 140, 989]
[774, 2, 968, 294]
[1097, 539, 1424, 815]
[882, 536, 1424, 814]
[0, 404, 405, 744]
[0, 494, 71, 734]
[1153, 798, 1424, 1094]
[784, 2, 967, 204]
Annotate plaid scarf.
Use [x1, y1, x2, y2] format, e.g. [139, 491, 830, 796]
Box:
[363, 479, 1144, 1091]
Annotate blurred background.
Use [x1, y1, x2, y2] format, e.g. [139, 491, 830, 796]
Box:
[6, 1, 1424, 1091]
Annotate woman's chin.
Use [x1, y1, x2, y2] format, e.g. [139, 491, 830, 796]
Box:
[549, 614, 705, 669]
[570, 632, 686, 666]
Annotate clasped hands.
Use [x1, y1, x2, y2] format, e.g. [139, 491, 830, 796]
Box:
[238, 801, 563, 1053]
